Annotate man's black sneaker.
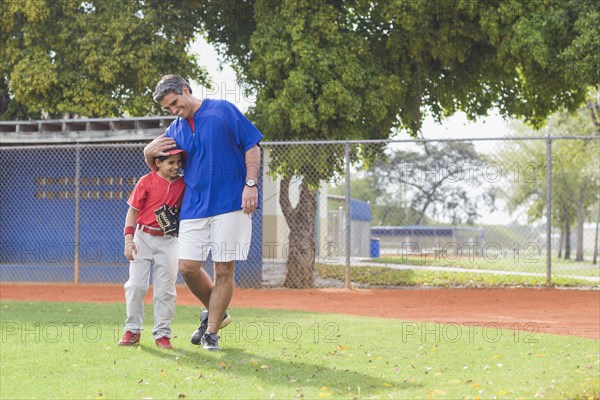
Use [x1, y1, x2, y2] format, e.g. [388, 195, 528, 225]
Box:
[190, 310, 231, 345]
[201, 332, 220, 351]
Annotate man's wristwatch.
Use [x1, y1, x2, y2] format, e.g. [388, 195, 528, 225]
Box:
[245, 179, 257, 188]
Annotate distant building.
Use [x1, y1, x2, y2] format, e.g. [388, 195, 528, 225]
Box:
[371, 225, 485, 257]
[327, 196, 372, 257]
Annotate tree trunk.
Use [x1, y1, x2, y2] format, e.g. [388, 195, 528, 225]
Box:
[279, 175, 317, 288]
[0, 77, 8, 116]
[575, 184, 586, 261]
[587, 97, 600, 136]
[558, 228, 563, 258]
[564, 221, 571, 260]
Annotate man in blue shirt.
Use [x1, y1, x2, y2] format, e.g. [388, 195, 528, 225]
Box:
[144, 75, 263, 351]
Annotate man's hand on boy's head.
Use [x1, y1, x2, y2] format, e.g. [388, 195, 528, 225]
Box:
[145, 134, 177, 157]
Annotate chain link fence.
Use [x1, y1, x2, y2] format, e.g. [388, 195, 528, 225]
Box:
[1, 137, 599, 288]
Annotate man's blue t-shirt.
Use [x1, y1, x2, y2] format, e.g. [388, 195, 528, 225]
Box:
[165, 99, 264, 219]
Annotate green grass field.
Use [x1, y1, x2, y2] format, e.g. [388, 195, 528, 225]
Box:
[316, 263, 597, 288]
[1, 301, 598, 399]
[369, 255, 600, 278]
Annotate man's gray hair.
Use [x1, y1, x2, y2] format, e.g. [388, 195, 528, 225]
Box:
[153, 74, 193, 103]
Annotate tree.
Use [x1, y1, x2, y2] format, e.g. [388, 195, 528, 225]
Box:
[197, 0, 599, 286]
[496, 106, 599, 261]
[1, 0, 208, 119]
[369, 142, 496, 226]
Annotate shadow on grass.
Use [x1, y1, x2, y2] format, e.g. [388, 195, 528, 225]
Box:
[141, 344, 422, 392]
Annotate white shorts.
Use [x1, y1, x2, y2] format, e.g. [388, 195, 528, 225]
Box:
[178, 210, 252, 262]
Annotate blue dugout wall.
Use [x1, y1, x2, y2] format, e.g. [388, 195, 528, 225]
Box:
[0, 144, 262, 287]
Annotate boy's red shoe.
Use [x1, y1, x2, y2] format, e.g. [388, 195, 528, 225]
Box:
[155, 336, 173, 349]
[118, 331, 141, 346]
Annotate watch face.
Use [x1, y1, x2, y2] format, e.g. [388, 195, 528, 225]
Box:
[246, 179, 257, 187]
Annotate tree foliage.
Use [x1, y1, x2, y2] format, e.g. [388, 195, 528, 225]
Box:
[369, 142, 495, 225]
[495, 104, 599, 260]
[195, 0, 599, 286]
[1, 0, 207, 119]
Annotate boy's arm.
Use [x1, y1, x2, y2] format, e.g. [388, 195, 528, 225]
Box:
[144, 134, 177, 171]
[124, 207, 139, 261]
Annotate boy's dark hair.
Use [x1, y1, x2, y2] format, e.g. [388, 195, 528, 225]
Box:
[155, 154, 172, 163]
[154, 148, 185, 164]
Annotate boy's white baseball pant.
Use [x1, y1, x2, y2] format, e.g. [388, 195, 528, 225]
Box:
[123, 228, 178, 339]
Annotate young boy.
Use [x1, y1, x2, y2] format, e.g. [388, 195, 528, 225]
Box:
[118, 148, 186, 349]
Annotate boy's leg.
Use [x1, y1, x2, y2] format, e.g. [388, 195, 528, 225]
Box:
[152, 235, 179, 339]
[123, 232, 152, 333]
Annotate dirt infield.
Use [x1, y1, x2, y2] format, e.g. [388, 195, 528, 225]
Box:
[1, 284, 598, 339]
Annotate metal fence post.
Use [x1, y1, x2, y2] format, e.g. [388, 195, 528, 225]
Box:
[546, 136, 552, 287]
[74, 144, 81, 284]
[344, 142, 351, 289]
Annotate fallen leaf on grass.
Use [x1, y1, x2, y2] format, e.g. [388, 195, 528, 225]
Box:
[217, 362, 229, 369]
[497, 390, 508, 396]
[428, 389, 446, 398]
[260, 365, 269, 369]
[447, 379, 461, 384]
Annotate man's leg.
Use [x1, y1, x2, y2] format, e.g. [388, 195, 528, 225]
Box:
[206, 261, 235, 334]
[179, 259, 213, 308]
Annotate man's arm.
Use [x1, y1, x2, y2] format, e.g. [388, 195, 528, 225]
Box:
[144, 134, 177, 171]
[241, 144, 261, 214]
[245, 144, 261, 182]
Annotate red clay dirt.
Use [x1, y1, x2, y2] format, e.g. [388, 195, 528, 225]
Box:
[1, 284, 598, 339]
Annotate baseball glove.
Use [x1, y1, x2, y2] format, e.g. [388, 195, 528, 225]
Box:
[154, 204, 180, 236]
